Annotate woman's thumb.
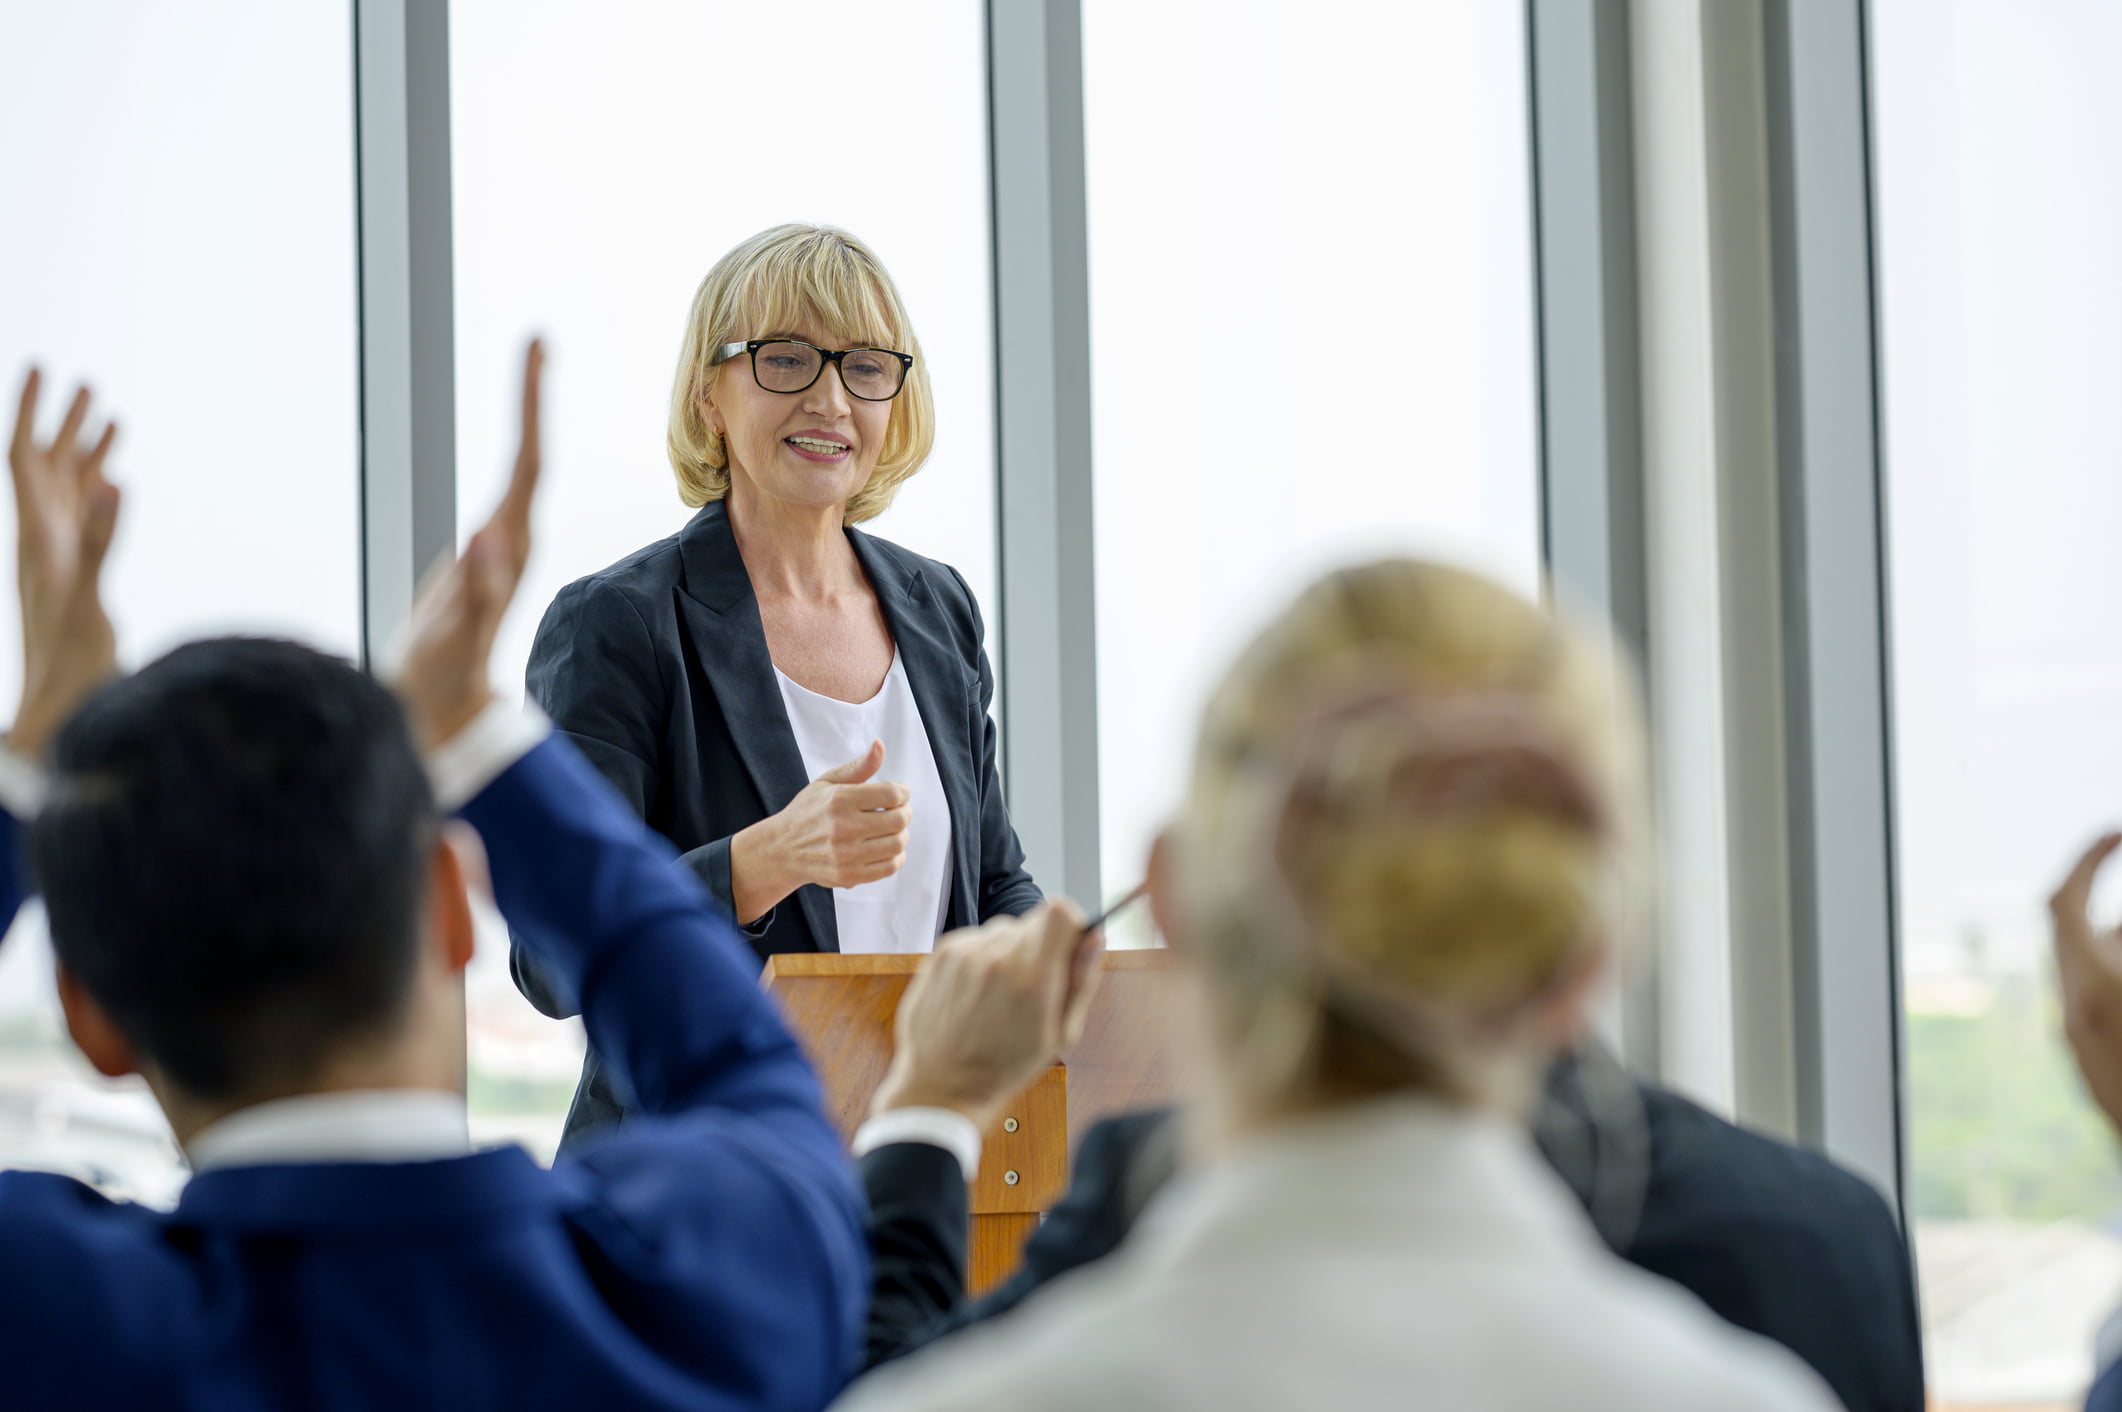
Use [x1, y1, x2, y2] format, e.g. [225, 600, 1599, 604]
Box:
[819, 738, 885, 785]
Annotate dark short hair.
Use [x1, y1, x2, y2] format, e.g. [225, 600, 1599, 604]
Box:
[29, 638, 437, 1100]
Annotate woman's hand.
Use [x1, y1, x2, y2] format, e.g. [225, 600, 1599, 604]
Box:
[729, 739, 910, 924]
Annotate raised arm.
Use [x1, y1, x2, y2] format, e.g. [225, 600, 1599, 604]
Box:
[390, 341, 866, 1399]
[511, 576, 673, 1019]
[0, 370, 123, 924]
[390, 341, 833, 1117]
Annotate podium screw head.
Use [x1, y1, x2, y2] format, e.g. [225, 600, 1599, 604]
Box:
[1004, 1169, 1020, 1186]
[1003, 1117, 1019, 1133]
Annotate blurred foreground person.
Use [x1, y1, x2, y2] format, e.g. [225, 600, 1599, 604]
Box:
[2048, 834, 2122, 1412]
[869, 1058, 1922, 1410]
[838, 561, 1839, 1411]
[0, 352, 874, 1409]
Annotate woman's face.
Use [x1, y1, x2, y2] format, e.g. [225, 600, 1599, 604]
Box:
[704, 315, 896, 515]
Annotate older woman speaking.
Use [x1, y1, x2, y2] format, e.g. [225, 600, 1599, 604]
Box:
[513, 224, 1039, 1146]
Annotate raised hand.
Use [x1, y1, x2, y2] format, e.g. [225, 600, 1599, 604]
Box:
[392, 340, 544, 751]
[729, 738, 912, 924]
[871, 900, 1104, 1132]
[7, 371, 121, 756]
[2052, 832, 2122, 1133]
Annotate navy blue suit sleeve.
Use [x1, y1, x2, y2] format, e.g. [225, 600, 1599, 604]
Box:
[465, 735, 830, 1126]
[2091, 1358, 2122, 1412]
[0, 809, 24, 936]
[461, 735, 868, 1393]
[947, 566, 1041, 922]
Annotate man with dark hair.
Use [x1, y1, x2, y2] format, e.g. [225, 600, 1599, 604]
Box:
[0, 348, 1016, 1409]
[34, 637, 445, 1110]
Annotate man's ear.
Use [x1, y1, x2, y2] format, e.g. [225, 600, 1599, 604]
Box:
[427, 829, 477, 975]
[1147, 830, 1187, 955]
[55, 963, 141, 1080]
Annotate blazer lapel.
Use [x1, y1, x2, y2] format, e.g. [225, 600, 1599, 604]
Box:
[674, 503, 839, 951]
[851, 528, 979, 931]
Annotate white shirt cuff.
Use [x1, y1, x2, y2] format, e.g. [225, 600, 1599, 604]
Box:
[425, 699, 550, 813]
[0, 743, 50, 820]
[852, 1106, 983, 1183]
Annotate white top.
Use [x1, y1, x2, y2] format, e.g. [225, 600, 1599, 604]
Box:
[774, 652, 953, 955]
[834, 1097, 1840, 1412]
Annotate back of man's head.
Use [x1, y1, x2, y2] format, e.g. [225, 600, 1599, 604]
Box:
[30, 637, 437, 1101]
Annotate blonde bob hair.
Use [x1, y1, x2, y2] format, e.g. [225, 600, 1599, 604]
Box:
[1171, 559, 1650, 1110]
[667, 224, 935, 522]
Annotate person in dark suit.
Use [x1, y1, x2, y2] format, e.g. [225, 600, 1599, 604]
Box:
[514, 224, 1039, 1147]
[0, 352, 892, 1409]
[857, 1061, 1925, 1412]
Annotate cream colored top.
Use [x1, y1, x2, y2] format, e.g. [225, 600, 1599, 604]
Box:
[833, 1096, 1840, 1412]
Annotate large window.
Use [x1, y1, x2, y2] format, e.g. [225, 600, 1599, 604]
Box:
[1873, 2, 2122, 1405]
[450, 0, 996, 1155]
[1080, 0, 1543, 923]
[0, 2, 363, 1200]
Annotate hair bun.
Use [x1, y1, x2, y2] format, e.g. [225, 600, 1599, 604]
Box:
[1273, 682, 1608, 1021]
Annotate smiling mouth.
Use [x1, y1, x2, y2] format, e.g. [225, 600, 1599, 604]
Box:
[785, 436, 850, 457]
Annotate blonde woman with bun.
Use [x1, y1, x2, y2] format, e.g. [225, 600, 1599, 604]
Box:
[513, 225, 1040, 1148]
[836, 560, 1837, 1412]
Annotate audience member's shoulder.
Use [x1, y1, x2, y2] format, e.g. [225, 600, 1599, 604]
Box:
[1640, 1082, 1896, 1229]
[1573, 1256, 1846, 1410]
[835, 1234, 1838, 1412]
[0, 1170, 192, 1315]
[2090, 1356, 2122, 1412]
[0, 1168, 162, 1238]
[830, 1252, 1178, 1412]
[1077, 1107, 1179, 1165]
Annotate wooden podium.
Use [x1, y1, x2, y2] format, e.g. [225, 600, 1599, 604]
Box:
[762, 950, 1182, 1292]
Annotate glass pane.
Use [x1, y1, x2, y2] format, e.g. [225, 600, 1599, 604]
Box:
[1082, 0, 1542, 927]
[0, 2, 362, 1200]
[450, 0, 995, 1157]
[1874, 3, 2122, 1406]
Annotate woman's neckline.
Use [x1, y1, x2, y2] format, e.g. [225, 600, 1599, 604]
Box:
[773, 650, 902, 708]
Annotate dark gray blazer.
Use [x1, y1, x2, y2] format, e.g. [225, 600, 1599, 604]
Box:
[512, 500, 1041, 1146]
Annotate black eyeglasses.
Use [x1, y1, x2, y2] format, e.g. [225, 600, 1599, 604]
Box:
[711, 338, 914, 402]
